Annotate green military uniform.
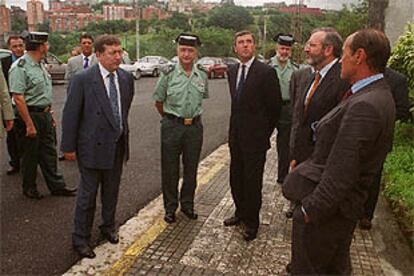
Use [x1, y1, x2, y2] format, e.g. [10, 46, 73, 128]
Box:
[9, 53, 65, 194]
[269, 56, 298, 183]
[153, 62, 209, 215]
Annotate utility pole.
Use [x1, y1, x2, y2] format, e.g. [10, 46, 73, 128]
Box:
[263, 13, 267, 58]
[134, 0, 140, 60]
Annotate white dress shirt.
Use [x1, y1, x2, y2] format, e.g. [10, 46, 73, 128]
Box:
[236, 56, 255, 89]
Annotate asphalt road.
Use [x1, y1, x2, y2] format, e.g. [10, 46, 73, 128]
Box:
[0, 77, 231, 275]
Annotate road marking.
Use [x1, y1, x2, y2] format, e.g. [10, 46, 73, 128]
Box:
[105, 148, 228, 276]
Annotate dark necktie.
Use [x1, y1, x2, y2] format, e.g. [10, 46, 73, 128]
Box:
[84, 57, 89, 69]
[108, 73, 121, 129]
[236, 64, 246, 100]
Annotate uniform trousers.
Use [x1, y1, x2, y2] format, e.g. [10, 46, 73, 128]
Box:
[72, 138, 125, 247]
[229, 139, 266, 231]
[16, 111, 65, 193]
[6, 111, 20, 169]
[161, 116, 203, 213]
[291, 207, 356, 275]
[275, 103, 292, 183]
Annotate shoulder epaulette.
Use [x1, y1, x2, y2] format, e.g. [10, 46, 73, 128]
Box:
[291, 62, 299, 69]
[161, 64, 175, 75]
[17, 58, 26, 67]
[196, 63, 208, 74]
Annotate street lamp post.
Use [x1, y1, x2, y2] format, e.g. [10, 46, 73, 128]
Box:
[134, 0, 140, 60]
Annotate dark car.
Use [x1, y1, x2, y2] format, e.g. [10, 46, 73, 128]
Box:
[43, 53, 66, 84]
[197, 57, 228, 79]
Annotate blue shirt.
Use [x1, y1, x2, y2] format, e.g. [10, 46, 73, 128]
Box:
[351, 73, 384, 94]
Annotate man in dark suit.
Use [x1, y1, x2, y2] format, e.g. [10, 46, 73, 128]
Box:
[61, 35, 134, 258]
[1, 35, 24, 175]
[286, 27, 349, 217]
[223, 30, 282, 241]
[283, 29, 395, 275]
[359, 67, 411, 230]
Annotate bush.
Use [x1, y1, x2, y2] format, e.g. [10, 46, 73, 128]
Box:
[383, 122, 414, 247]
[388, 23, 414, 117]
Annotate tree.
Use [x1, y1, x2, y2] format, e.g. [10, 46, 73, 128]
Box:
[207, 4, 254, 31]
[161, 12, 191, 31]
[11, 16, 27, 33]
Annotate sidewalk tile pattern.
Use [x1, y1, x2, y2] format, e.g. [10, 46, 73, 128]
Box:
[127, 137, 384, 275]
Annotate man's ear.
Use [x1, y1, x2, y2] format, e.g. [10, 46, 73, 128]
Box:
[323, 44, 334, 57]
[354, 48, 366, 65]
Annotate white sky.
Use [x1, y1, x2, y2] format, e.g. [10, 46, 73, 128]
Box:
[5, 0, 360, 10]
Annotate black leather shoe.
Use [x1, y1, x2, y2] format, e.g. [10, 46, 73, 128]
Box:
[223, 216, 241, 226]
[73, 245, 96, 259]
[359, 218, 372, 230]
[286, 262, 292, 273]
[181, 209, 198, 220]
[100, 231, 119, 244]
[51, 187, 77, 196]
[23, 190, 44, 200]
[242, 228, 257, 241]
[6, 166, 19, 175]
[164, 213, 176, 224]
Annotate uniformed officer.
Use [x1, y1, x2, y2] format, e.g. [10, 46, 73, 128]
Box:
[268, 33, 298, 184]
[153, 33, 208, 223]
[9, 31, 76, 199]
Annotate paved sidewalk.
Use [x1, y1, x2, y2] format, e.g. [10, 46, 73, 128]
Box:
[64, 136, 400, 275]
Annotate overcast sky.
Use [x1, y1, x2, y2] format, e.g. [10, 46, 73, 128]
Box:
[5, 0, 361, 10]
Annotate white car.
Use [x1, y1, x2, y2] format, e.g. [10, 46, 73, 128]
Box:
[120, 55, 142, 80]
[136, 56, 173, 77]
[0, 49, 12, 59]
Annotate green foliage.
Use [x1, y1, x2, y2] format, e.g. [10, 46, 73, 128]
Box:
[383, 122, 414, 234]
[160, 12, 191, 32]
[388, 23, 414, 116]
[207, 4, 254, 31]
[11, 16, 27, 33]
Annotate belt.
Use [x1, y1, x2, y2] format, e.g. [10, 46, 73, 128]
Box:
[27, 106, 51, 113]
[165, 113, 201, 126]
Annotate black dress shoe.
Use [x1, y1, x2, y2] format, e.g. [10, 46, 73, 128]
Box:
[100, 231, 119, 244]
[286, 262, 292, 273]
[359, 218, 372, 230]
[73, 245, 96, 259]
[223, 216, 241, 226]
[242, 228, 257, 241]
[51, 187, 77, 196]
[164, 213, 176, 224]
[6, 166, 19, 175]
[181, 209, 198, 220]
[23, 190, 44, 200]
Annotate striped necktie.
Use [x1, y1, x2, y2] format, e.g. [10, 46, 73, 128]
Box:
[108, 73, 121, 130]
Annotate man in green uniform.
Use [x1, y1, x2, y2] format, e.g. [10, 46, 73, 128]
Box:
[153, 33, 208, 223]
[9, 31, 76, 199]
[268, 33, 298, 184]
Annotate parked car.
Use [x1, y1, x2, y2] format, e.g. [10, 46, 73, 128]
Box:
[136, 56, 172, 77]
[120, 58, 142, 80]
[43, 53, 66, 84]
[222, 57, 240, 66]
[197, 57, 228, 79]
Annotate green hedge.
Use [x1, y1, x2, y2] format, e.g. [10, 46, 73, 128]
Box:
[383, 122, 414, 246]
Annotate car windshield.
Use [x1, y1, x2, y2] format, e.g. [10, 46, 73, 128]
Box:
[200, 59, 214, 65]
[147, 57, 159, 63]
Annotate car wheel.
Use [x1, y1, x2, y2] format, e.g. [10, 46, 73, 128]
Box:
[134, 70, 142, 80]
[152, 69, 159, 77]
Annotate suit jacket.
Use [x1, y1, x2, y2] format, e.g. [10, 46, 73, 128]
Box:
[1, 55, 13, 87]
[227, 59, 282, 152]
[285, 79, 395, 224]
[65, 53, 98, 81]
[61, 64, 134, 169]
[289, 61, 349, 163]
[0, 66, 14, 138]
[384, 67, 410, 122]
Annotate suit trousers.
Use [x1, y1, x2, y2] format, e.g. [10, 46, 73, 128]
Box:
[229, 140, 266, 230]
[275, 103, 292, 183]
[364, 166, 383, 220]
[72, 138, 125, 247]
[161, 116, 203, 213]
[291, 207, 356, 275]
[16, 112, 65, 193]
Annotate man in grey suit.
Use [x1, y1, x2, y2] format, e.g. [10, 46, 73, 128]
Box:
[61, 35, 134, 259]
[283, 29, 395, 275]
[286, 27, 349, 218]
[65, 33, 98, 82]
